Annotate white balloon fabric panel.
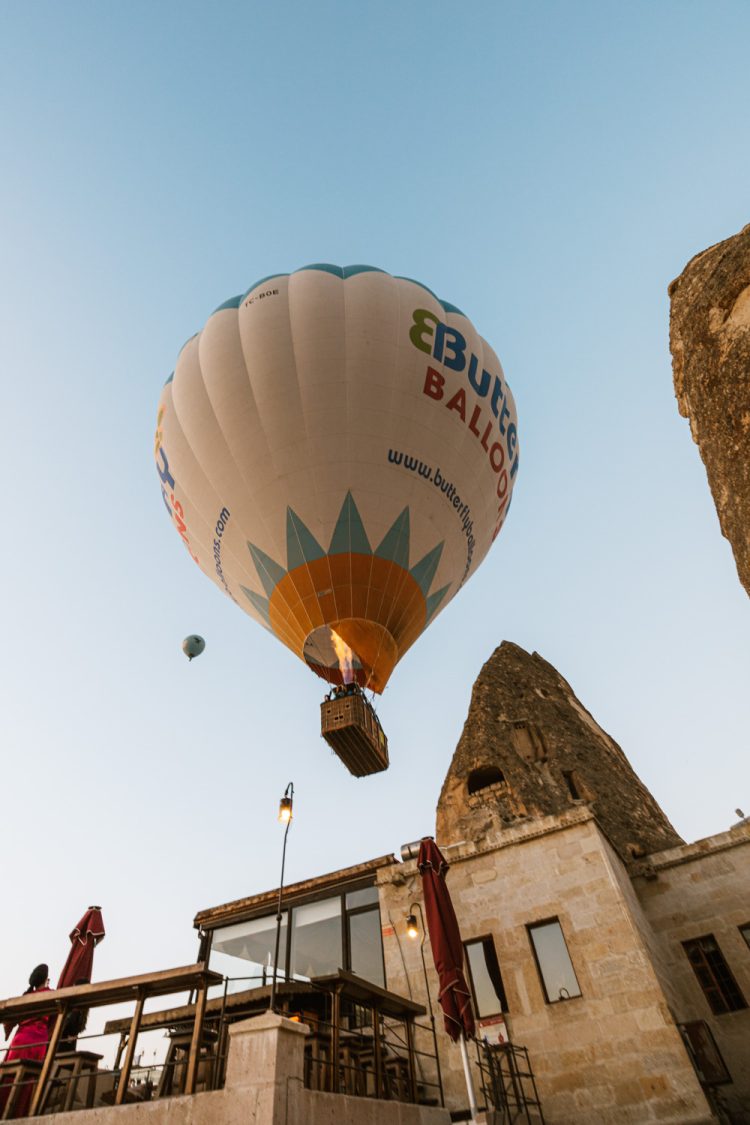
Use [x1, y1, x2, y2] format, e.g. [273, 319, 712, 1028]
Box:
[155, 265, 519, 692]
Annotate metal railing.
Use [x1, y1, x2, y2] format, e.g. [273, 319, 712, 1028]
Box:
[1, 970, 442, 1117]
[0, 964, 220, 1118]
[205, 975, 442, 1106]
[474, 1038, 545, 1124]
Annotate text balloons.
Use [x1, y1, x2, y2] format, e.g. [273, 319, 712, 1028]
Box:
[155, 265, 519, 692]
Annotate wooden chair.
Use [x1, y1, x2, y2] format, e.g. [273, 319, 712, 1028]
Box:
[157, 1030, 217, 1098]
[0, 1059, 43, 1121]
[338, 1034, 376, 1097]
[304, 1034, 330, 1091]
[383, 1053, 411, 1101]
[37, 1050, 103, 1113]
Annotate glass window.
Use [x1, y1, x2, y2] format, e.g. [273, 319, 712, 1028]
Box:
[739, 924, 750, 951]
[679, 1021, 732, 1085]
[346, 886, 379, 909]
[348, 910, 385, 988]
[528, 919, 582, 1003]
[290, 897, 343, 980]
[210, 912, 286, 994]
[207, 883, 385, 995]
[465, 937, 508, 1016]
[683, 936, 747, 1015]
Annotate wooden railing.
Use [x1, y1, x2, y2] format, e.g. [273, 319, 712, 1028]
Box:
[0, 964, 221, 1117]
[103, 970, 441, 1106]
[1, 967, 442, 1117]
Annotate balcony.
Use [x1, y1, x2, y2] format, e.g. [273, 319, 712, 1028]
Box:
[0, 966, 447, 1122]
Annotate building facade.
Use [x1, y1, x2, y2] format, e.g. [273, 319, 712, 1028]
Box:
[195, 643, 750, 1124]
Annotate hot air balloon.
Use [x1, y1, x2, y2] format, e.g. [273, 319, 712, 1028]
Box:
[182, 635, 205, 661]
[155, 265, 519, 769]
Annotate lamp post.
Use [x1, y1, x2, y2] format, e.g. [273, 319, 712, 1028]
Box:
[406, 902, 444, 1106]
[270, 782, 294, 1012]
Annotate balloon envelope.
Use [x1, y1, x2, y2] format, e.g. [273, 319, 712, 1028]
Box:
[156, 265, 519, 692]
[182, 635, 205, 661]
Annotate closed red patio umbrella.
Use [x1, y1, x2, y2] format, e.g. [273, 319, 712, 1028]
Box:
[417, 838, 478, 1122]
[56, 907, 105, 1054]
[417, 839, 474, 1040]
[58, 907, 105, 990]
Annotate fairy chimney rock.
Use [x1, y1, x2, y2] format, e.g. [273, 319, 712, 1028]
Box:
[669, 222, 750, 597]
[436, 642, 682, 860]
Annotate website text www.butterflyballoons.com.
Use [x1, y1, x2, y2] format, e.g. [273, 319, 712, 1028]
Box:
[387, 449, 475, 581]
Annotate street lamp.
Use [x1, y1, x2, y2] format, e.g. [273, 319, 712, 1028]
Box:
[406, 901, 444, 1106]
[270, 782, 294, 1012]
[278, 794, 293, 824]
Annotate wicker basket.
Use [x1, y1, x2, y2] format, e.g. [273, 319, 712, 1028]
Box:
[320, 689, 389, 776]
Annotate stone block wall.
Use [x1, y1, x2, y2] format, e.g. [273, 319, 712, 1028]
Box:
[378, 814, 715, 1124]
[633, 824, 750, 1123]
[12, 1013, 451, 1125]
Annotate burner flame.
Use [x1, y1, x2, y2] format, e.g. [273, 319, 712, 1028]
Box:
[331, 629, 355, 684]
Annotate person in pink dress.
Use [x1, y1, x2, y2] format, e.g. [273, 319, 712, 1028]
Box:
[1, 964, 53, 1117]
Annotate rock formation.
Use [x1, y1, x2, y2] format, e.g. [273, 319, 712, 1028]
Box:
[436, 641, 683, 859]
[669, 223, 750, 597]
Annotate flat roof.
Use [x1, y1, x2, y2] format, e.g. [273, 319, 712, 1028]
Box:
[194, 853, 397, 930]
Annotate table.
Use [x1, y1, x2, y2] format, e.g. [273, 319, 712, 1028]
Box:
[103, 972, 429, 1104]
[311, 971, 425, 1101]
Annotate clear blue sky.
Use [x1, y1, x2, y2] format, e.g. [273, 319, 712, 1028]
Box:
[1, 1, 749, 1001]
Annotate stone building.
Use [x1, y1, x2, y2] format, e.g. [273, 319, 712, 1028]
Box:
[196, 643, 750, 1124]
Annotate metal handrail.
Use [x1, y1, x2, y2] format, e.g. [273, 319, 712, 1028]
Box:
[1, 971, 441, 1115]
[474, 1038, 545, 1123]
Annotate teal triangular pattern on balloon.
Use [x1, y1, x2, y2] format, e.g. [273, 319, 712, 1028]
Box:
[375, 508, 410, 569]
[248, 543, 287, 598]
[241, 586, 272, 624]
[410, 542, 444, 597]
[287, 508, 325, 570]
[329, 492, 372, 556]
[245, 497, 449, 624]
[425, 583, 451, 623]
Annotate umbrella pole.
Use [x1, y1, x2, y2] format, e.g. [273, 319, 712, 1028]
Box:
[458, 1033, 479, 1124]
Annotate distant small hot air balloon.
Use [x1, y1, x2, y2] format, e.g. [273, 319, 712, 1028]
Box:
[157, 264, 519, 702]
[182, 635, 205, 661]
